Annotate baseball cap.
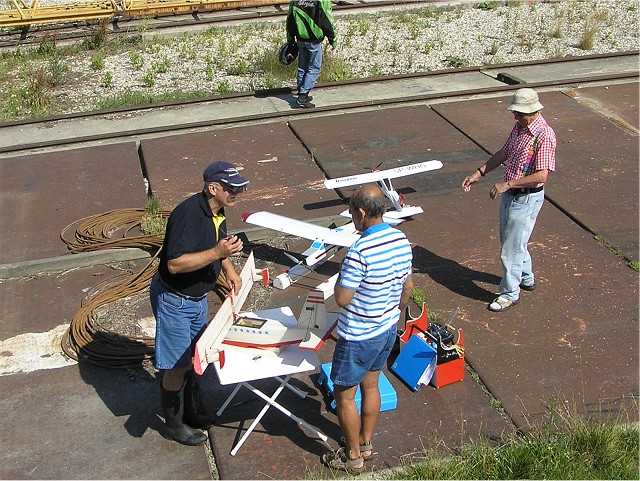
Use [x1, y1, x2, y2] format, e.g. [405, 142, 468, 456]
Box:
[507, 88, 544, 114]
[203, 161, 249, 188]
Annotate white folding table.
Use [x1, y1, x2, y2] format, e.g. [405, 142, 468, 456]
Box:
[213, 344, 328, 456]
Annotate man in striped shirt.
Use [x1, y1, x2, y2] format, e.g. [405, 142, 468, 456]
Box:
[322, 185, 414, 473]
[462, 88, 557, 312]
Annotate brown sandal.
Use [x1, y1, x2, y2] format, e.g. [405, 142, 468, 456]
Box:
[322, 447, 365, 473]
[339, 436, 375, 460]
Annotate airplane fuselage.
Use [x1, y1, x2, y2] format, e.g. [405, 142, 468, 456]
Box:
[223, 314, 307, 350]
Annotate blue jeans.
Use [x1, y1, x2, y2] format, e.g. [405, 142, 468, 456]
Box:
[498, 189, 545, 301]
[330, 325, 397, 387]
[296, 40, 323, 94]
[150, 275, 208, 370]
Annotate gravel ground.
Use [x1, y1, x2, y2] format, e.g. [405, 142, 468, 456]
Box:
[1, 0, 638, 118]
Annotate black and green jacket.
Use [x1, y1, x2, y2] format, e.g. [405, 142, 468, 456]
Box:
[286, 0, 337, 46]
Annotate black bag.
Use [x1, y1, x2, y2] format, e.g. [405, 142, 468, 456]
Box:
[183, 371, 215, 430]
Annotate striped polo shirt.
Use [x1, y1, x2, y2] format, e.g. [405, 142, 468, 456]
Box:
[337, 222, 413, 341]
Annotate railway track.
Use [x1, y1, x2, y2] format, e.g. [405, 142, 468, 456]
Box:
[0, 51, 637, 157]
[0, 0, 450, 47]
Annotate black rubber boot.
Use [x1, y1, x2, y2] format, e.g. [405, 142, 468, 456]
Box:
[160, 384, 207, 446]
[183, 371, 216, 430]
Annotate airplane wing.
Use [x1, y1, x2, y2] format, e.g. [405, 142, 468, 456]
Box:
[336, 207, 422, 224]
[193, 251, 262, 375]
[242, 211, 359, 247]
[324, 160, 443, 189]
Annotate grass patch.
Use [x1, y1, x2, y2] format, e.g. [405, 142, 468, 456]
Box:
[96, 88, 212, 110]
[579, 10, 608, 50]
[140, 197, 167, 236]
[394, 402, 639, 480]
[593, 235, 637, 271]
[410, 287, 425, 306]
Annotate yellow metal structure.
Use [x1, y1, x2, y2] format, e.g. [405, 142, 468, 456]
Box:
[0, 0, 288, 28]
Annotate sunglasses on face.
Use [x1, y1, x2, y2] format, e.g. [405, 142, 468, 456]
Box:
[219, 182, 246, 195]
[513, 111, 531, 118]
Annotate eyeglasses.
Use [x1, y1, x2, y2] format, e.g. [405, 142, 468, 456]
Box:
[219, 182, 246, 195]
[513, 111, 531, 118]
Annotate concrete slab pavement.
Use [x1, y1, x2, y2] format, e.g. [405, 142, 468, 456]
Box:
[0, 143, 147, 264]
[0, 75, 637, 479]
[0, 264, 212, 480]
[433, 85, 639, 261]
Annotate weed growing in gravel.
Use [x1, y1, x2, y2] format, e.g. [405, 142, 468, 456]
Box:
[579, 10, 608, 50]
[445, 55, 468, 68]
[90, 52, 105, 70]
[46, 55, 69, 86]
[23, 68, 53, 116]
[549, 22, 563, 39]
[152, 56, 170, 74]
[0, 0, 636, 121]
[142, 70, 155, 87]
[321, 53, 354, 82]
[216, 79, 232, 94]
[410, 288, 425, 306]
[477, 1, 499, 10]
[129, 51, 144, 70]
[82, 22, 108, 50]
[227, 59, 249, 76]
[101, 71, 113, 88]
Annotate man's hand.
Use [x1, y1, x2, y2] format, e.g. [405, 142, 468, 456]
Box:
[224, 268, 243, 295]
[215, 235, 243, 258]
[490, 181, 510, 199]
[462, 170, 482, 192]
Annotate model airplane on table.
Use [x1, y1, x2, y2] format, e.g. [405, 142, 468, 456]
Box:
[324, 160, 443, 223]
[193, 252, 338, 375]
[223, 288, 337, 351]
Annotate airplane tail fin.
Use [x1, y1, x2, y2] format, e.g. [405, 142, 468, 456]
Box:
[298, 289, 338, 350]
[298, 289, 326, 331]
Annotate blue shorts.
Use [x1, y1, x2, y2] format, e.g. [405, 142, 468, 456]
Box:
[150, 275, 209, 370]
[330, 325, 397, 387]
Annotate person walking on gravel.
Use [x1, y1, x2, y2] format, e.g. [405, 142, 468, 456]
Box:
[286, 0, 337, 108]
[461, 88, 556, 312]
[150, 161, 248, 446]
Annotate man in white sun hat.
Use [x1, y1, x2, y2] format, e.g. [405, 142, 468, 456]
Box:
[461, 88, 556, 312]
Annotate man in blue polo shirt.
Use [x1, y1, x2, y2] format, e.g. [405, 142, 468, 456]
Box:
[322, 185, 414, 473]
[150, 161, 248, 446]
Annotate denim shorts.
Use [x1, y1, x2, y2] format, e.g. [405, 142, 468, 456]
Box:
[330, 325, 397, 387]
[150, 275, 208, 370]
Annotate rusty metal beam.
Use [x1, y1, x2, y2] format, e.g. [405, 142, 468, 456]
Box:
[0, 0, 287, 28]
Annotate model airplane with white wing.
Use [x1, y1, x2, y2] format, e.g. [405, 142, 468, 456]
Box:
[242, 161, 442, 290]
[242, 211, 360, 290]
[193, 251, 338, 375]
[324, 160, 443, 222]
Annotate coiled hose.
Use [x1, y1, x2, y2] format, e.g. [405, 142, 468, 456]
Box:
[59, 208, 230, 369]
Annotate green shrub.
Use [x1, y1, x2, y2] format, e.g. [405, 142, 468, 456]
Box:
[90, 52, 105, 70]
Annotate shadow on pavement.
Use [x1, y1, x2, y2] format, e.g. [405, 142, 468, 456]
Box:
[77, 354, 163, 439]
[412, 245, 500, 302]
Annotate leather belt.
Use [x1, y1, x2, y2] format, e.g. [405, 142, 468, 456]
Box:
[157, 276, 206, 301]
[508, 185, 544, 196]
